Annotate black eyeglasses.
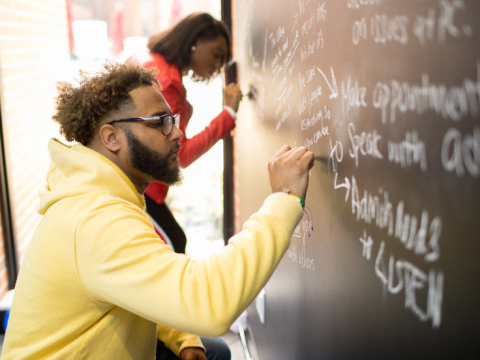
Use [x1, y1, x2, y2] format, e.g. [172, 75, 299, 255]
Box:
[108, 114, 180, 136]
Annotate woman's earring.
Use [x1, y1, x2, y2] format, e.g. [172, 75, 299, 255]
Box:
[191, 46, 196, 51]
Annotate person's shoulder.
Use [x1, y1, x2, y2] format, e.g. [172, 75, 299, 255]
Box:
[77, 191, 146, 217]
[147, 54, 183, 85]
[75, 192, 150, 232]
[97, 192, 145, 212]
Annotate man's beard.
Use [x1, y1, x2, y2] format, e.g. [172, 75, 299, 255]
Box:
[125, 129, 182, 185]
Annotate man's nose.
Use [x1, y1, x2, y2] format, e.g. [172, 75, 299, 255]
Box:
[169, 122, 183, 142]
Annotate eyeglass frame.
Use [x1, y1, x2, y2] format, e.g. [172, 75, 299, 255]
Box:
[107, 114, 180, 136]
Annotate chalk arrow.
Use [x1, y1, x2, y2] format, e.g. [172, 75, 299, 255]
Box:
[317, 66, 338, 99]
[329, 140, 340, 172]
[334, 172, 350, 201]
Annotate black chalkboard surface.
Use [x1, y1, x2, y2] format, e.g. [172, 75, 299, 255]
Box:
[232, 0, 480, 358]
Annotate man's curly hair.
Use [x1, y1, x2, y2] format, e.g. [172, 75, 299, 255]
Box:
[53, 62, 160, 145]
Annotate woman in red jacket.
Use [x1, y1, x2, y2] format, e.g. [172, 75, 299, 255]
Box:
[142, 13, 242, 254]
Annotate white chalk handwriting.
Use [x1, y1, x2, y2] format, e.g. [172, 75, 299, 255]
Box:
[442, 126, 480, 177]
[388, 131, 428, 172]
[372, 62, 480, 123]
[348, 123, 383, 166]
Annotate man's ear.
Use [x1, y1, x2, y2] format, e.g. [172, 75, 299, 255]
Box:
[98, 124, 123, 152]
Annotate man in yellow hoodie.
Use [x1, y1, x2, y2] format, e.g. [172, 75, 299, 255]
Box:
[1, 62, 314, 360]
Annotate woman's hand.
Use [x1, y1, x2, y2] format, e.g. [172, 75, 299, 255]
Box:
[179, 347, 207, 360]
[224, 83, 242, 112]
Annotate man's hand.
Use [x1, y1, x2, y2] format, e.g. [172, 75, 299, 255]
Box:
[224, 83, 242, 112]
[268, 146, 314, 200]
[179, 347, 207, 360]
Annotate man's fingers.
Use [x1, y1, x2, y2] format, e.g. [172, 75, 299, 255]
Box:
[285, 146, 309, 161]
[308, 157, 315, 170]
[273, 145, 292, 159]
[299, 150, 315, 169]
[275, 146, 314, 169]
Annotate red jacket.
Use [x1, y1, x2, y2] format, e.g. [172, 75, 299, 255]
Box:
[142, 54, 236, 204]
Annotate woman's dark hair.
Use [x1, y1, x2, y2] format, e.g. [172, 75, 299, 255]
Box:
[149, 13, 231, 79]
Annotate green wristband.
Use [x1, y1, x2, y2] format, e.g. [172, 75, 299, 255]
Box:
[288, 194, 305, 208]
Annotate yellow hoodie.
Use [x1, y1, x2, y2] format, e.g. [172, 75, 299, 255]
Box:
[1, 139, 304, 360]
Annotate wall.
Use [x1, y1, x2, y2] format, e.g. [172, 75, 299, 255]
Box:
[233, 0, 480, 358]
[0, 0, 69, 277]
[0, 216, 6, 297]
[70, 0, 145, 37]
[156, 0, 221, 32]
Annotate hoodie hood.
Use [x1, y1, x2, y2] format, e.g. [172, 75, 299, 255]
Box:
[38, 138, 145, 215]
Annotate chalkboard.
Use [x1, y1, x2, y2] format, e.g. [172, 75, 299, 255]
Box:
[232, 0, 480, 358]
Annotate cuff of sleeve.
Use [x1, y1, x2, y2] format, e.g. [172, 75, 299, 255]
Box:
[260, 193, 304, 232]
[160, 327, 205, 356]
[223, 105, 237, 120]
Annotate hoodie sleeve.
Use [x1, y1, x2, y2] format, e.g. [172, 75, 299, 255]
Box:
[75, 193, 303, 337]
[157, 324, 204, 356]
